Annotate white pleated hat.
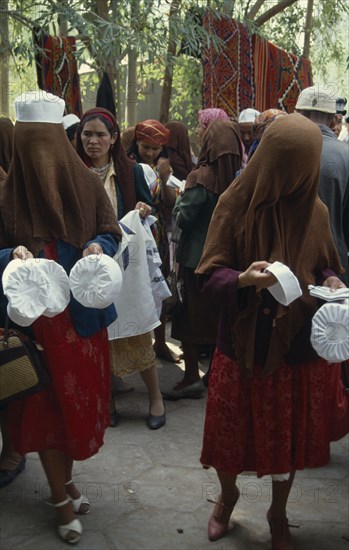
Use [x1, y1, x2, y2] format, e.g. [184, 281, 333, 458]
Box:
[2, 258, 70, 325]
[310, 302, 349, 362]
[69, 254, 123, 309]
[264, 261, 302, 306]
[15, 90, 65, 123]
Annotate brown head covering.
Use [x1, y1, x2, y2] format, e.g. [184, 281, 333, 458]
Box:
[253, 109, 287, 140]
[135, 119, 170, 146]
[165, 121, 194, 180]
[0, 121, 121, 255]
[76, 108, 137, 213]
[120, 126, 135, 152]
[185, 119, 242, 195]
[196, 113, 342, 376]
[0, 118, 14, 173]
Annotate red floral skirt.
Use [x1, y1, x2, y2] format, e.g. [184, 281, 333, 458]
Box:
[9, 311, 110, 461]
[200, 349, 349, 477]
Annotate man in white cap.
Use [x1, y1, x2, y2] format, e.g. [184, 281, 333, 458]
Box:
[296, 85, 349, 284]
[238, 107, 260, 155]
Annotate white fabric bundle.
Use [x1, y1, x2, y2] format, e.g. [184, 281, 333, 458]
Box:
[264, 261, 302, 306]
[310, 302, 349, 362]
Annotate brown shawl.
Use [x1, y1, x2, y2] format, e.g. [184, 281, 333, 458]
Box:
[0, 121, 121, 255]
[165, 121, 194, 180]
[196, 113, 343, 376]
[76, 107, 137, 213]
[185, 119, 242, 195]
[0, 118, 14, 173]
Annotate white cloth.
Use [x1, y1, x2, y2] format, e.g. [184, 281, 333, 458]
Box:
[308, 284, 349, 302]
[108, 211, 161, 340]
[69, 254, 122, 309]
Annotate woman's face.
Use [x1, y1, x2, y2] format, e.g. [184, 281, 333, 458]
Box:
[81, 118, 116, 166]
[137, 140, 163, 165]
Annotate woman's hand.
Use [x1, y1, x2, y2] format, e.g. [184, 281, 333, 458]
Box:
[83, 242, 103, 257]
[322, 276, 346, 291]
[12, 246, 33, 260]
[156, 157, 172, 183]
[238, 261, 277, 291]
[135, 202, 152, 218]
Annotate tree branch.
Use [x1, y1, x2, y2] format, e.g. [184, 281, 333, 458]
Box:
[246, 0, 267, 21]
[255, 0, 299, 27]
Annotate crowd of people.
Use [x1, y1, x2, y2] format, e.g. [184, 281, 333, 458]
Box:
[0, 84, 348, 549]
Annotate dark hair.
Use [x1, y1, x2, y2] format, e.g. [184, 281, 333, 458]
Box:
[77, 114, 116, 139]
[65, 123, 79, 142]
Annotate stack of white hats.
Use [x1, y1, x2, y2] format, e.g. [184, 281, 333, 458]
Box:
[15, 90, 65, 123]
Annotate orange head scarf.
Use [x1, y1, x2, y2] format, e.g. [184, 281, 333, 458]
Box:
[135, 119, 170, 146]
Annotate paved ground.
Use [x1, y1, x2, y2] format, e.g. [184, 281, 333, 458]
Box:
[0, 326, 348, 549]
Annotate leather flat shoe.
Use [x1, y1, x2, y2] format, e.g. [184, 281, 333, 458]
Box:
[162, 379, 205, 401]
[147, 404, 166, 430]
[0, 457, 26, 489]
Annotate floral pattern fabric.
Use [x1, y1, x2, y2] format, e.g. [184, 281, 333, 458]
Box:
[201, 350, 349, 477]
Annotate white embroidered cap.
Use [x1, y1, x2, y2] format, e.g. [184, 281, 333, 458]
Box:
[295, 85, 336, 114]
[238, 108, 260, 123]
[15, 90, 65, 123]
[69, 254, 123, 309]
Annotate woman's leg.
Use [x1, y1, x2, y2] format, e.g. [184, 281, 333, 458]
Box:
[208, 470, 240, 541]
[153, 319, 181, 363]
[174, 342, 201, 390]
[39, 449, 75, 526]
[140, 365, 165, 416]
[267, 471, 296, 549]
[0, 409, 25, 473]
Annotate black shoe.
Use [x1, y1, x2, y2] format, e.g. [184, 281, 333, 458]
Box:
[162, 379, 205, 401]
[0, 457, 26, 489]
[109, 411, 120, 427]
[147, 404, 166, 430]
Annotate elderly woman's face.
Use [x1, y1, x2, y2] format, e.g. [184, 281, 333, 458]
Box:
[81, 118, 116, 165]
[137, 141, 163, 165]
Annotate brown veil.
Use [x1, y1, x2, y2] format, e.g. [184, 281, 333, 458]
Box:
[0, 121, 121, 254]
[196, 113, 342, 375]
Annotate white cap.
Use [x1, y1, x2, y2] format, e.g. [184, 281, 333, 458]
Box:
[15, 90, 65, 123]
[69, 254, 123, 309]
[62, 114, 81, 130]
[238, 108, 260, 124]
[295, 85, 336, 114]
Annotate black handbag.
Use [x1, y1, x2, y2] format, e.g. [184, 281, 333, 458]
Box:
[163, 269, 185, 317]
[0, 317, 50, 406]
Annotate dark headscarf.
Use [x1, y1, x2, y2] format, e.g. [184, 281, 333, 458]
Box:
[0, 118, 14, 173]
[165, 121, 194, 180]
[76, 107, 137, 213]
[197, 113, 342, 376]
[0, 121, 121, 255]
[185, 119, 242, 195]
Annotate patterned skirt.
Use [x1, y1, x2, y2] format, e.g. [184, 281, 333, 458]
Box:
[201, 349, 349, 477]
[109, 332, 156, 377]
[9, 310, 110, 461]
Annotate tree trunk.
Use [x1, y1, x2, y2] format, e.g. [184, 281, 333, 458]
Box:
[96, 0, 119, 118]
[159, 0, 181, 124]
[0, 0, 10, 117]
[303, 0, 314, 58]
[126, 47, 138, 126]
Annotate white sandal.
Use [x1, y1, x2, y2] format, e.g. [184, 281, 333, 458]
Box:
[51, 497, 83, 544]
[65, 480, 90, 515]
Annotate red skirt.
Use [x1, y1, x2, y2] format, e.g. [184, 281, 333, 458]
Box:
[9, 310, 110, 460]
[200, 349, 349, 477]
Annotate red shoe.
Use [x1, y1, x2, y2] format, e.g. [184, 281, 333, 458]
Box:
[207, 487, 240, 542]
[267, 509, 294, 550]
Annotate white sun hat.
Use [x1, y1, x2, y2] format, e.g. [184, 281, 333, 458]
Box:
[310, 302, 349, 362]
[264, 261, 302, 306]
[2, 258, 70, 325]
[295, 85, 337, 114]
[69, 254, 123, 309]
